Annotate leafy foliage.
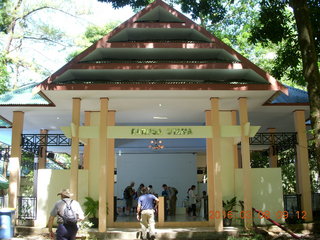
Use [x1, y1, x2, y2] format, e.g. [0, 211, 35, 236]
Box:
[20, 151, 35, 196]
[250, 0, 320, 86]
[99, 0, 227, 24]
[0, 0, 13, 34]
[67, 22, 120, 61]
[222, 196, 237, 212]
[83, 197, 99, 219]
[103, 0, 153, 11]
[0, 0, 90, 89]
[0, 53, 9, 93]
[178, 0, 226, 24]
[250, 151, 269, 168]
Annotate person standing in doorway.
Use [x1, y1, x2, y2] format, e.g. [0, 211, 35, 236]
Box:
[47, 189, 84, 240]
[137, 183, 145, 198]
[188, 185, 197, 217]
[148, 185, 155, 195]
[162, 184, 178, 216]
[124, 182, 135, 215]
[137, 187, 159, 240]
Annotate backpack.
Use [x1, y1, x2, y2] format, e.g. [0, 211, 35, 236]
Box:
[123, 187, 131, 199]
[59, 200, 78, 225]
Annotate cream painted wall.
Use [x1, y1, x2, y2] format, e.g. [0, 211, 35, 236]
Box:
[35, 169, 88, 227]
[235, 168, 284, 225]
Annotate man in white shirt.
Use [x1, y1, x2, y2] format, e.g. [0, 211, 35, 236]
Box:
[188, 185, 197, 216]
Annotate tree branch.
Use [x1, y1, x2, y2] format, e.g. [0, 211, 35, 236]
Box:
[17, 6, 81, 22]
[22, 36, 73, 47]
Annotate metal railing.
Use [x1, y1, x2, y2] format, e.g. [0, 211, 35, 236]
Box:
[21, 134, 83, 155]
[0, 196, 5, 208]
[250, 132, 297, 150]
[0, 148, 10, 162]
[17, 196, 37, 220]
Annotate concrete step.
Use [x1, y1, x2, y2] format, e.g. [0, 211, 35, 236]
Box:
[15, 226, 240, 240]
[87, 227, 239, 240]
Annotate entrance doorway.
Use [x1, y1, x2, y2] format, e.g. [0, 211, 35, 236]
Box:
[113, 138, 208, 223]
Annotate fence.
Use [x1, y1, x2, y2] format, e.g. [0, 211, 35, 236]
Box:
[17, 196, 37, 220]
[0, 196, 6, 208]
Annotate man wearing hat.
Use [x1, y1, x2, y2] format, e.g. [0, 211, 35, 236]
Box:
[47, 189, 84, 240]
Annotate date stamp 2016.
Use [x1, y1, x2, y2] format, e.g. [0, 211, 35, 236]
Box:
[208, 210, 307, 219]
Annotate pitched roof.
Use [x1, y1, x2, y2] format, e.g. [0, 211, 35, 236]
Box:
[0, 116, 11, 128]
[0, 83, 54, 106]
[34, 0, 286, 93]
[269, 86, 309, 104]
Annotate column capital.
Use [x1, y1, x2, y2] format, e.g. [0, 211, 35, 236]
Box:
[100, 97, 109, 100]
[293, 109, 306, 113]
[210, 97, 219, 100]
[267, 128, 276, 132]
[238, 97, 248, 100]
[72, 97, 81, 100]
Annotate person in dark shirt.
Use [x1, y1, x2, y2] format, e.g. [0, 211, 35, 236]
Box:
[137, 187, 159, 240]
[124, 182, 135, 215]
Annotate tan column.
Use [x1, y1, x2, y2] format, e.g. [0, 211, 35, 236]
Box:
[107, 110, 115, 227]
[9, 111, 24, 209]
[83, 112, 91, 170]
[210, 98, 223, 232]
[293, 110, 313, 221]
[158, 196, 165, 227]
[238, 98, 253, 229]
[38, 129, 48, 169]
[205, 110, 214, 226]
[268, 128, 278, 168]
[232, 110, 239, 169]
[70, 98, 81, 200]
[99, 98, 108, 232]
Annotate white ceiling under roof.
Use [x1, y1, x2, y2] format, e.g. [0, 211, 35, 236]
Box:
[0, 89, 308, 134]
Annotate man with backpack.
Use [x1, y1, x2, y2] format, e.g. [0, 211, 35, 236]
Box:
[47, 189, 84, 240]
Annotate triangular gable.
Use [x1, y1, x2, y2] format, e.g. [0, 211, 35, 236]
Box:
[135, 6, 185, 23]
[35, 0, 287, 94]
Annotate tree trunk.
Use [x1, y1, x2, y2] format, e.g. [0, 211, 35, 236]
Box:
[291, 0, 320, 180]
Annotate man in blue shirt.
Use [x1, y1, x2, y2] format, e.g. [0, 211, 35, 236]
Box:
[137, 187, 159, 240]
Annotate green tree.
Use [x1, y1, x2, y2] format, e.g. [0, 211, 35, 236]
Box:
[0, 53, 9, 93]
[0, 0, 89, 90]
[250, 0, 320, 181]
[67, 22, 120, 61]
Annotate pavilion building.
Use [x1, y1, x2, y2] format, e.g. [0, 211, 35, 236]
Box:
[0, 0, 313, 232]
